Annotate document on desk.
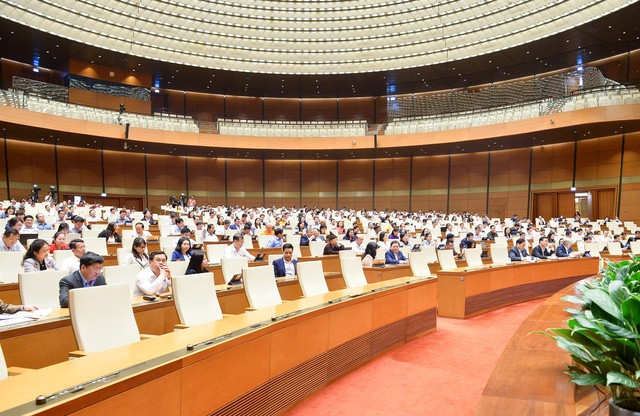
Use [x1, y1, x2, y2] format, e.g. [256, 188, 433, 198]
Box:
[0, 308, 53, 324]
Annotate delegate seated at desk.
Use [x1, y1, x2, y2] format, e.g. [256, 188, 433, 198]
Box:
[273, 243, 297, 277]
[59, 252, 107, 307]
[385, 241, 408, 264]
[555, 239, 573, 258]
[223, 233, 256, 261]
[134, 250, 172, 296]
[61, 238, 86, 273]
[323, 233, 348, 255]
[508, 238, 530, 261]
[0, 229, 25, 252]
[22, 239, 60, 272]
[0, 299, 37, 313]
[531, 236, 554, 259]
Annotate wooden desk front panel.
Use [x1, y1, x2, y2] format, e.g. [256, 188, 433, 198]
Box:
[364, 265, 412, 283]
[437, 258, 599, 318]
[0, 278, 437, 416]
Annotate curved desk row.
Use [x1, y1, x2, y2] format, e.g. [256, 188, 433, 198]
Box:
[0, 276, 437, 416]
[477, 279, 602, 415]
[436, 257, 599, 318]
[0, 273, 347, 369]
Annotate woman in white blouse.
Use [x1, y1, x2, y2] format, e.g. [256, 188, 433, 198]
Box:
[124, 237, 150, 268]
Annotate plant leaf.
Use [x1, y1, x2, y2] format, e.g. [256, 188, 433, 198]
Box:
[583, 288, 622, 321]
[607, 371, 639, 388]
[621, 297, 640, 329]
[609, 280, 630, 307]
[570, 373, 607, 386]
[562, 295, 585, 305]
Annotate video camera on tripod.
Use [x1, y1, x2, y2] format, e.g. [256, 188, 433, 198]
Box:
[28, 184, 41, 203]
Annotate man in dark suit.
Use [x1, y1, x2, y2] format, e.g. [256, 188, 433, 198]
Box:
[59, 252, 107, 307]
[273, 243, 298, 278]
[555, 239, 573, 258]
[532, 236, 554, 259]
[508, 238, 529, 261]
[300, 228, 313, 246]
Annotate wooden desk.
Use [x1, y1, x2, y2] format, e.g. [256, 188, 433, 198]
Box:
[0, 273, 346, 368]
[477, 279, 599, 415]
[0, 276, 437, 416]
[364, 264, 413, 283]
[436, 257, 599, 318]
[297, 255, 342, 272]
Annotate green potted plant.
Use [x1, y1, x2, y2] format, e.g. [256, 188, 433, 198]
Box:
[540, 258, 640, 414]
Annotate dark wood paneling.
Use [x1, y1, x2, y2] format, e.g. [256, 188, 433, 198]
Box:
[185, 92, 224, 122]
[338, 97, 375, 123]
[301, 160, 336, 208]
[263, 98, 300, 121]
[301, 99, 337, 121]
[225, 96, 262, 120]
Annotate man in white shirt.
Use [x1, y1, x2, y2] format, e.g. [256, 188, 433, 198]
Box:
[134, 251, 172, 296]
[35, 213, 53, 230]
[223, 233, 255, 261]
[132, 222, 153, 241]
[19, 215, 39, 234]
[70, 216, 90, 234]
[61, 239, 86, 273]
[351, 233, 366, 254]
[0, 229, 25, 252]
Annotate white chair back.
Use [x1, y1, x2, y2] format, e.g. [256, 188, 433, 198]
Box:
[464, 247, 483, 268]
[0, 252, 24, 283]
[243, 265, 282, 309]
[64, 233, 81, 244]
[37, 229, 56, 241]
[340, 257, 368, 288]
[172, 273, 223, 326]
[19, 270, 67, 309]
[421, 245, 438, 263]
[206, 244, 228, 265]
[121, 229, 135, 238]
[53, 249, 74, 264]
[584, 242, 601, 258]
[309, 240, 325, 257]
[121, 237, 135, 251]
[290, 242, 302, 259]
[221, 257, 249, 284]
[338, 250, 356, 259]
[494, 236, 508, 245]
[268, 254, 283, 265]
[297, 260, 329, 297]
[630, 241, 640, 255]
[69, 284, 140, 352]
[103, 264, 142, 296]
[81, 229, 102, 239]
[607, 242, 623, 256]
[83, 237, 108, 256]
[116, 248, 129, 265]
[408, 251, 432, 278]
[375, 246, 388, 260]
[490, 245, 511, 265]
[257, 235, 272, 249]
[242, 237, 253, 249]
[286, 234, 301, 246]
[437, 250, 457, 271]
[166, 261, 188, 277]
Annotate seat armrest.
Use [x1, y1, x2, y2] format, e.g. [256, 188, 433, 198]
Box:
[8, 366, 33, 376]
[222, 314, 234, 317]
[140, 334, 158, 340]
[173, 324, 190, 331]
[245, 307, 259, 312]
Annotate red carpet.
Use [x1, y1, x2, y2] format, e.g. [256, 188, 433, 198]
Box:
[286, 298, 546, 416]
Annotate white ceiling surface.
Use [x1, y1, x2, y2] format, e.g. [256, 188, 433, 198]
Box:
[0, 0, 634, 74]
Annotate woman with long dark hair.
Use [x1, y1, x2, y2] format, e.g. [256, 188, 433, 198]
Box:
[124, 237, 150, 268]
[23, 239, 59, 272]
